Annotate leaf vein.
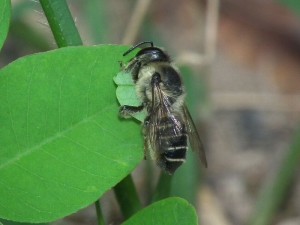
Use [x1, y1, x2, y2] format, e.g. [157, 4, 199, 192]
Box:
[26, 68, 34, 148]
[58, 71, 66, 133]
[6, 76, 21, 152]
[41, 148, 100, 177]
[0, 178, 52, 214]
[14, 161, 87, 193]
[62, 134, 129, 169]
[0, 105, 115, 170]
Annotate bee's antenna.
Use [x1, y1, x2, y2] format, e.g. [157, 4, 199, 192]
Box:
[123, 41, 154, 56]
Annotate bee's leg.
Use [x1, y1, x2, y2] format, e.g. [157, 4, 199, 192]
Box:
[119, 105, 144, 118]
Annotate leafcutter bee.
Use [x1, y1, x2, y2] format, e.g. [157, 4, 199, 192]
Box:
[119, 41, 207, 174]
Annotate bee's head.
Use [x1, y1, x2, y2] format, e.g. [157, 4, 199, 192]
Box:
[136, 47, 170, 63]
[123, 41, 171, 63]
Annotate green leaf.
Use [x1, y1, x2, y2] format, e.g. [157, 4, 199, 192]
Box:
[122, 197, 198, 225]
[0, 0, 11, 51]
[113, 69, 146, 122]
[0, 45, 143, 223]
[278, 0, 300, 16]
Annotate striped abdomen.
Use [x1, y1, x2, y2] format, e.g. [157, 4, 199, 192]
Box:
[157, 116, 187, 174]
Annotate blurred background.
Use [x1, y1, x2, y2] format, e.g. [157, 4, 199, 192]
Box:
[1, 0, 300, 225]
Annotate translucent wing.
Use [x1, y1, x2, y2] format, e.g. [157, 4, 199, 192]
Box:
[182, 105, 208, 168]
[144, 74, 184, 159]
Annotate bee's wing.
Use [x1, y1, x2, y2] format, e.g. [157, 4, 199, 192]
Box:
[182, 105, 208, 168]
[144, 77, 183, 159]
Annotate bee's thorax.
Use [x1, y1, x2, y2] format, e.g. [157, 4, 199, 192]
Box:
[135, 63, 186, 114]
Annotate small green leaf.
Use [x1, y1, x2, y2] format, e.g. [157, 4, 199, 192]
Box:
[0, 45, 143, 222]
[0, 0, 11, 50]
[113, 71, 135, 86]
[122, 197, 198, 225]
[114, 69, 146, 122]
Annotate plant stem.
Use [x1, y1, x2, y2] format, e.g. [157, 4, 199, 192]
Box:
[249, 128, 300, 225]
[39, 0, 82, 47]
[95, 200, 105, 225]
[152, 172, 172, 202]
[114, 175, 141, 219]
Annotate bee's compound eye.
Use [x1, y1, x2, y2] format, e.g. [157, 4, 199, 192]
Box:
[151, 73, 161, 85]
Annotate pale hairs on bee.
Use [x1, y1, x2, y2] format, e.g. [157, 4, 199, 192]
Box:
[119, 41, 207, 174]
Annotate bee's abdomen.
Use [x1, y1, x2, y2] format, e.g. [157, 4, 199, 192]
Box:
[158, 117, 187, 174]
[162, 134, 187, 160]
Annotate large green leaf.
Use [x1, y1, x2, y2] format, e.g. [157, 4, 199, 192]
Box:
[122, 197, 198, 225]
[0, 0, 11, 51]
[0, 45, 143, 222]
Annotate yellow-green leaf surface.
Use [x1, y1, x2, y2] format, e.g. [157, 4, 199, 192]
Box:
[122, 197, 198, 225]
[0, 0, 11, 50]
[0, 45, 143, 222]
[113, 70, 146, 122]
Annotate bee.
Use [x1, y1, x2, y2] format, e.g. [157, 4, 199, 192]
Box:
[119, 41, 207, 174]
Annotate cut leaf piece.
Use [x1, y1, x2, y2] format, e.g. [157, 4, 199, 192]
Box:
[0, 45, 143, 222]
[0, 0, 11, 51]
[114, 70, 146, 122]
[122, 197, 198, 225]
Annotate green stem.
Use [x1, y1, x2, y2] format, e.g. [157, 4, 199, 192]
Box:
[113, 175, 141, 219]
[152, 172, 172, 202]
[249, 128, 300, 225]
[39, 0, 82, 47]
[95, 200, 105, 225]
